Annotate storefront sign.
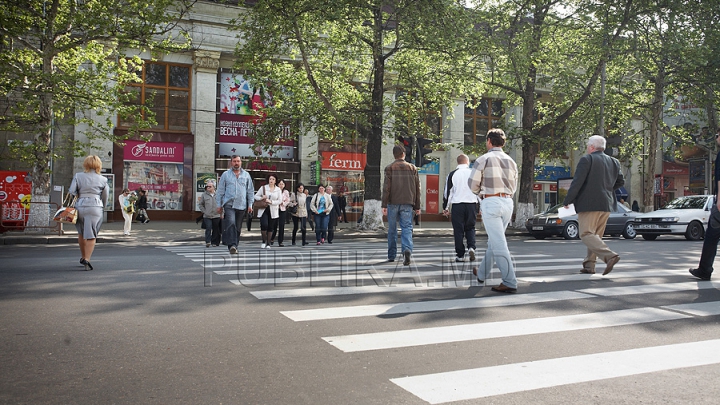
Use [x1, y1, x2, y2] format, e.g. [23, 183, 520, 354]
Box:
[320, 152, 366, 171]
[663, 161, 689, 176]
[535, 165, 571, 182]
[309, 161, 321, 185]
[418, 161, 440, 175]
[124, 140, 184, 163]
[425, 175, 439, 214]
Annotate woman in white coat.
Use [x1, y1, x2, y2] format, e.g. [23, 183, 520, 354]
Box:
[254, 173, 282, 249]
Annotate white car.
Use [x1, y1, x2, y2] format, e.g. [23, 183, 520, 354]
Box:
[633, 195, 713, 241]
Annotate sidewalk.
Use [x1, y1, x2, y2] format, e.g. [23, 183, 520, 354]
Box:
[0, 219, 527, 245]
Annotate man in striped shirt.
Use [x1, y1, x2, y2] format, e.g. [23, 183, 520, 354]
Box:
[468, 129, 519, 293]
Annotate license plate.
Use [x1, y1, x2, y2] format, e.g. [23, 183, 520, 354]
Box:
[532, 226, 544, 230]
[636, 224, 662, 229]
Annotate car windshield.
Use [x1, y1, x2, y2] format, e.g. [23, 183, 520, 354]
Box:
[662, 196, 708, 210]
[544, 204, 563, 214]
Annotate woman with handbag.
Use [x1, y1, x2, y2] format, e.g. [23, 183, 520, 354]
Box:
[270, 179, 290, 246]
[310, 184, 334, 245]
[69, 155, 109, 271]
[253, 174, 282, 249]
[119, 188, 134, 236]
[289, 183, 308, 246]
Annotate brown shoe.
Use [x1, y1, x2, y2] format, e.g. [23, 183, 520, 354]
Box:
[603, 255, 620, 275]
[580, 268, 595, 274]
[491, 283, 517, 293]
[472, 267, 484, 284]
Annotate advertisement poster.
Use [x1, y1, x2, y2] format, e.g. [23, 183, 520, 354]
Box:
[320, 152, 366, 212]
[195, 173, 217, 212]
[556, 177, 573, 204]
[124, 141, 184, 211]
[0, 171, 31, 223]
[425, 175, 439, 213]
[218, 73, 294, 159]
[102, 174, 115, 211]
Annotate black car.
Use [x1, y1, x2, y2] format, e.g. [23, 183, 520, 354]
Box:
[525, 203, 638, 240]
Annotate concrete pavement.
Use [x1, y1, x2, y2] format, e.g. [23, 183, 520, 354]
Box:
[0, 218, 528, 245]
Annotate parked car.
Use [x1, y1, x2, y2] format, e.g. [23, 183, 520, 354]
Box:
[525, 203, 638, 240]
[633, 195, 713, 241]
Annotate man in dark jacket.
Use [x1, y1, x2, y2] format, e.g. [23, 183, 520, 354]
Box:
[689, 128, 720, 281]
[382, 145, 421, 265]
[325, 185, 341, 244]
[563, 135, 624, 275]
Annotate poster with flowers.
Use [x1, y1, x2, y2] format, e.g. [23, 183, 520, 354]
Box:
[218, 73, 293, 159]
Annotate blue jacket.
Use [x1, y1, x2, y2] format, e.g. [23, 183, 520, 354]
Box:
[216, 168, 254, 210]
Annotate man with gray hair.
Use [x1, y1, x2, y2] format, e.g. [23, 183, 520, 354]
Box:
[563, 135, 625, 275]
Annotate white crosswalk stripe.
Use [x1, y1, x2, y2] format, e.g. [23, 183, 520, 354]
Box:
[160, 241, 719, 403]
[390, 339, 720, 404]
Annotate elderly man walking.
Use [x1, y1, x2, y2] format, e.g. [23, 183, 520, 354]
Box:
[382, 145, 421, 265]
[563, 135, 624, 275]
[468, 129, 519, 293]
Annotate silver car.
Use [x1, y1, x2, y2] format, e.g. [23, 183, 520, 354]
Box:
[525, 203, 639, 240]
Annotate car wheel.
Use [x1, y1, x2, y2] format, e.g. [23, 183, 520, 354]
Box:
[562, 221, 580, 240]
[622, 222, 637, 239]
[685, 221, 705, 241]
[642, 234, 658, 241]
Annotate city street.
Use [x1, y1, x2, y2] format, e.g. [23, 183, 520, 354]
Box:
[1, 235, 719, 404]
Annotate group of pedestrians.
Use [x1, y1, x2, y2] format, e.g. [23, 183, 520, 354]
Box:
[208, 155, 345, 252]
[69, 130, 720, 288]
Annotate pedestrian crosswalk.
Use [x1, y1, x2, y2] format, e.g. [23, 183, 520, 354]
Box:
[160, 242, 720, 403]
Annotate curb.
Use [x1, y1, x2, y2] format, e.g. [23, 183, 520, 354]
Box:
[0, 229, 529, 245]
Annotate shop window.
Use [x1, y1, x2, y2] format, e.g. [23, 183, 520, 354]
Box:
[464, 98, 503, 146]
[119, 61, 191, 132]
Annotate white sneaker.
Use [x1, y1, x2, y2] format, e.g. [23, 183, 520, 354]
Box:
[266, 244, 271, 249]
[468, 248, 476, 262]
[261, 243, 266, 249]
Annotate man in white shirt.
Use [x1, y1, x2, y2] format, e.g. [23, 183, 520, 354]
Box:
[443, 154, 480, 262]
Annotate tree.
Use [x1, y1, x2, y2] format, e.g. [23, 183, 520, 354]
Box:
[599, 0, 720, 210]
[231, 0, 483, 230]
[468, 0, 641, 227]
[0, 0, 193, 229]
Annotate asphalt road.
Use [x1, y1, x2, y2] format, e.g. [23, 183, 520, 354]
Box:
[1, 235, 719, 404]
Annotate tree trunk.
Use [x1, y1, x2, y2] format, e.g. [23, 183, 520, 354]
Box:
[27, 52, 54, 232]
[513, 65, 538, 228]
[358, 5, 386, 232]
[643, 69, 665, 211]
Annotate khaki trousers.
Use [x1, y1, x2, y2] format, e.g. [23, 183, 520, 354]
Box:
[577, 211, 617, 270]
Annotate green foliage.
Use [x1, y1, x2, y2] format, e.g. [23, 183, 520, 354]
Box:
[0, 0, 194, 193]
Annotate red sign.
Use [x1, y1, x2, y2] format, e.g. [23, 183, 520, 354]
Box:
[425, 175, 439, 214]
[219, 113, 292, 146]
[128, 182, 179, 192]
[533, 184, 542, 191]
[124, 140, 184, 163]
[321, 152, 367, 171]
[549, 184, 557, 191]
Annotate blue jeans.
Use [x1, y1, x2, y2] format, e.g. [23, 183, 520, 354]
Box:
[203, 217, 221, 246]
[222, 205, 246, 249]
[386, 204, 414, 260]
[314, 212, 329, 242]
[477, 197, 517, 288]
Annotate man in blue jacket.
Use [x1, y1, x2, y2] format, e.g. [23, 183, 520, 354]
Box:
[216, 155, 254, 254]
[563, 135, 624, 275]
